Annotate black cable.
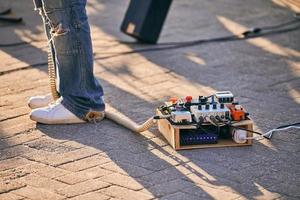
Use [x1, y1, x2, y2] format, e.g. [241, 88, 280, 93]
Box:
[213, 117, 268, 139]
[276, 122, 300, 129]
[227, 122, 300, 140]
[1, 15, 299, 50]
[265, 122, 300, 139]
[94, 21, 300, 60]
[244, 16, 300, 32]
[104, 16, 300, 46]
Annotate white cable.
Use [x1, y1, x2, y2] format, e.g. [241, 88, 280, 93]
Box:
[105, 110, 157, 133]
[245, 125, 300, 140]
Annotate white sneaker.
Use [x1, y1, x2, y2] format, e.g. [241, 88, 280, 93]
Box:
[28, 94, 53, 109]
[30, 100, 86, 124]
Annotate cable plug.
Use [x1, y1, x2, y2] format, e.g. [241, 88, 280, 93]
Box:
[232, 129, 247, 144]
[242, 28, 262, 38]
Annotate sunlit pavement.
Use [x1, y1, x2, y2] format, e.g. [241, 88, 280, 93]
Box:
[0, 0, 300, 199]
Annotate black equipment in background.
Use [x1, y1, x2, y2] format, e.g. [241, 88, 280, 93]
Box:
[121, 0, 173, 44]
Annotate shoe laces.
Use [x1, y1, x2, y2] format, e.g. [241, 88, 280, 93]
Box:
[47, 97, 63, 110]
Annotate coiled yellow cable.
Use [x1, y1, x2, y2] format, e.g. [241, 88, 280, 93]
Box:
[48, 47, 60, 100]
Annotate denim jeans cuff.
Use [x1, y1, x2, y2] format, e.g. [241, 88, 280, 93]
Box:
[61, 98, 87, 120]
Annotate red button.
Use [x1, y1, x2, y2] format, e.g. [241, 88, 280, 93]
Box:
[185, 96, 193, 102]
[170, 97, 178, 104]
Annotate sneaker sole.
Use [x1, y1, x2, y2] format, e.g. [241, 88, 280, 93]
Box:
[29, 114, 87, 125]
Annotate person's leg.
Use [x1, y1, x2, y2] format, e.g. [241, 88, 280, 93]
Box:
[30, 0, 105, 123]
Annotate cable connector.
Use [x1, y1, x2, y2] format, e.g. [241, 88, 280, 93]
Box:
[232, 129, 247, 144]
[153, 115, 171, 120]
[242, 28, 262, 38]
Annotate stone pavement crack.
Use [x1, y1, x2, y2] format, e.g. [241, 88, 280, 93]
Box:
[0, 113, 28, 123]
[0, 128, 37, 140]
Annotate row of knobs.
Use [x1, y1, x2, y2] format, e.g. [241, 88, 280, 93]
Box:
[198, 103, 225, 110]
[184, 96, 225, 110]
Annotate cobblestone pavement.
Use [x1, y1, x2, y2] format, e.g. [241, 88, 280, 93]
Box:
[1, 0, 300, 199]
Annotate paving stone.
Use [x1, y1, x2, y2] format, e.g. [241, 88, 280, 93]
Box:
[117, 141, 155, 154]
[58, 154, 111, 172]
[139, 166, 188, 186]
[22, 150, 66, 166]
[100, 186, 154, 200]
[0, 157, 31, 172]
[0, 180, 26, 194]
[56, 166, 112, 185]
[181, 186, 215, 199]
[0, 131, 43, 150]
[0, 145, 33, 160]
[0, 116, 36, 139]
[267, 182, 300, 199]
[182, 172, 245, 196]
[137, 159, 174, 172]
[275, 195, 300, 200]
[56, 178, 110, 198]
[100, 161, 154, 178]
[0, 192, 25, 200]
[17, 174, 69, 193]
[0, 168, 29, 182]
[148, 149, 181, 166]
[24, 137, 76, 153]
[100, 173, 144, 190]
[61, 141, 87, 149]
[26, 164, 69, 179]
[69, 192, 110, 200]
[23, 147, 99, 167]
[160, 191, 202, 200]
[12, 186, 64, 200]
[148, 178, 195, 197]
[8, 161, 69, 179]
[103, 150, 152, 164]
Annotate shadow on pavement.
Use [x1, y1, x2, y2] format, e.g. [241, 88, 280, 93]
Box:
[3, 0, 299, 198]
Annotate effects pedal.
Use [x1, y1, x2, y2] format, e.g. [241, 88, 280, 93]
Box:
[170, 111, 192, 123]
[215, 91, 234, 104]
[227, 103, 248, 121]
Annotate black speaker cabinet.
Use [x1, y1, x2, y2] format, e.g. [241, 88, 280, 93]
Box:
[121, 0, 173, 44]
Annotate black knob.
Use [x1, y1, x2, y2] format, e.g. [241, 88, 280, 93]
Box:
[213, 104, 217, 109]
[200, 97, 208, 104]
[198, 96, 203, 102]
[198, 105, 202, 110]
[205, 104, 210, 110]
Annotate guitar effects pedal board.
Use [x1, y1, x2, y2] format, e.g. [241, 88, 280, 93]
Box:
[157, 91, 253, 150]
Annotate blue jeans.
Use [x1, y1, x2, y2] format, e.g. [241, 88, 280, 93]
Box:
[38, 0, 105, 120]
